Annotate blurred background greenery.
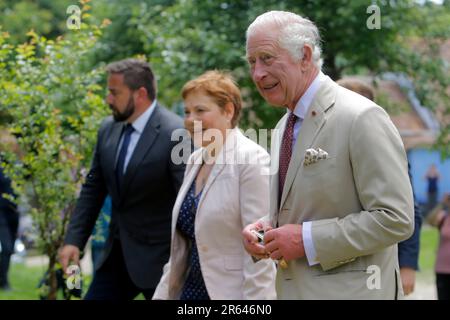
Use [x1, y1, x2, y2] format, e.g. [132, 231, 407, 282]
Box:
[1, 0, 449, 143]
[0, 0, 449, 299]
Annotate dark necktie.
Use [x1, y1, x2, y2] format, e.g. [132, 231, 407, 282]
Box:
[116, 123, 134, 189]
[279, 113, 298, 201]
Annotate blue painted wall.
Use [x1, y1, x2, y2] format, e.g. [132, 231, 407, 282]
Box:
[408, 148, 450, 205]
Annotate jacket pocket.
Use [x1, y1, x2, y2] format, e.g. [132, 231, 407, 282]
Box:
[301, 157, 336, 177]
[313, 255, 368, 277]
[223, 256, 243, 271]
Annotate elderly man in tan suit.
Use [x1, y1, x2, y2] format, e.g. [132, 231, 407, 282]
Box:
[242, 11, 414, 300]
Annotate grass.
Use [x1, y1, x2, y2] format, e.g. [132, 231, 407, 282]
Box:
[0, 263, 46, 300]
[0, 262, 92, 300]
[418, 224, 439, 276]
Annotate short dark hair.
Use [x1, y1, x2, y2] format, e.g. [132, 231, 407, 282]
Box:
[337, 78, 375, 101]
[106, 58, 156, 100]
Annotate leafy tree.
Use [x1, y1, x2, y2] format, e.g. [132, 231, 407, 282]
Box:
[2, 1, 448, 153]
[123, 0, 449, 154]
[0, 0, 70, 44]
[0, 2, 109, 299]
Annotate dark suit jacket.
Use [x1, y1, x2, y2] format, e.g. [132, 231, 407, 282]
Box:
[0, 167, 14, 209]
[398, 164, 422, 270]
[0, 166, 18, 229]
[64, 104, 188, 289]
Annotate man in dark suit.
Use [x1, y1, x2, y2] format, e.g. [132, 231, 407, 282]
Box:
[59, 59, 188, 300]
[0, 166, 19, 291]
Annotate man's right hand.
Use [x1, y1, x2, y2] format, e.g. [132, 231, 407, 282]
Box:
[59, 244, 80, 273]
[443, 192, 450, 207]
[242, 221, 271, 260]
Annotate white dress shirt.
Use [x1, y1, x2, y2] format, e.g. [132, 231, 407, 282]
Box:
[116, 100, 157, 174]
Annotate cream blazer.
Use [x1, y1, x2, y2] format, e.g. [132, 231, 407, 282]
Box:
[269, 77, 414, 299]
[153, 128, 276, 299]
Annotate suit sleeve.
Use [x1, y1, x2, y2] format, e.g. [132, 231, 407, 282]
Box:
[153, 151, 197, 300]
[398, 202, 421, 270]
[398, 164, 422, 270]
[168, 130, 191, 194]
[64, 123, 108, 250]
[311, 106, 414, 271]
[239, 147, 277, 299]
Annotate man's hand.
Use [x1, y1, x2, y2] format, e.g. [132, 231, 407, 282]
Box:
[442, 192, 450, 207]
[264, 224, 305, 262]
[59, 244, 80, 273]
[400, 267, 416, 295]
[242, 221, 271, 260]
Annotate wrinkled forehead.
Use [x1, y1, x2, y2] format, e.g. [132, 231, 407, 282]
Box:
[245, 25, 281, 54]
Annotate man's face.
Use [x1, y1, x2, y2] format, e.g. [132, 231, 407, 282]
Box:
[246, 27, 304, 110]
[106, 73, 135, 122]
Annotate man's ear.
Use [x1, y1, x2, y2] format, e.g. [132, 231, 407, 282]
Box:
[301, 44, 313, 71]
[136, 87, 149, 103]
[138, 87, 148, 99]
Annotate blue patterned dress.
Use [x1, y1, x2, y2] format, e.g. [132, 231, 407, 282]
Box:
[177, 180, 210, 300]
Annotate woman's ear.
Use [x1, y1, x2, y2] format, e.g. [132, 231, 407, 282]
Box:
[224, 102, 235, 123]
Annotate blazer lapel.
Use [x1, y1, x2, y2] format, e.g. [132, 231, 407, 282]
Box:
[105, 121, 125, 200]
[269, 118, 285, 225]
[196, 128, 238, 214]
[121, 104, 161, 198]
[170, 152, 203, 233]
[279, 77, 336, 210]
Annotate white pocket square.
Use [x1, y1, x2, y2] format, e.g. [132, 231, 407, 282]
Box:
[304, 148, 329, 166]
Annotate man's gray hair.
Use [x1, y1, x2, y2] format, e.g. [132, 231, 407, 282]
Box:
[246, 11, 323, 70]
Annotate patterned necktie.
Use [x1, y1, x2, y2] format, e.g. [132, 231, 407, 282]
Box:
[278, 113, 298, 201]
[116, 123, 135, 189]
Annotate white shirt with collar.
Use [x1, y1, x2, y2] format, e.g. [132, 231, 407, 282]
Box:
[117, 100, 157, 174]
[286, 72, 326, 267]
[290, 71, 327, 150]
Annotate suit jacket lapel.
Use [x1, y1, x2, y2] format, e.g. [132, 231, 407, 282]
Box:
[196, 128, 238, 215]
[105, 121, 125, 200]
[170, 153, 202, 233]
[121, 104, 161, 197]
[270, 119, 285, 225]
[279, 77, 336, 210]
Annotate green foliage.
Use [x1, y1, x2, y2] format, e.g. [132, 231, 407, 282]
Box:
[1, 1, 449, 150]
[375, 90, 411, 116]
[86, 0, 449, 150]
[0, 3, 109, 299]
[0, 0, 70, 45]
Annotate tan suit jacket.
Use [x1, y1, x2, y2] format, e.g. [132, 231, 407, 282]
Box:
[270, 77, 414, 299]
[154, 128, 276, 299]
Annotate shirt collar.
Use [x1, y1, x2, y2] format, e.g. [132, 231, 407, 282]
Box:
[130, 100, 157, 134]
[290, 71, 326, 120]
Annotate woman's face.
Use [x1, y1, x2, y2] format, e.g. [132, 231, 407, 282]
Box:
[184, 90, 233, 148]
